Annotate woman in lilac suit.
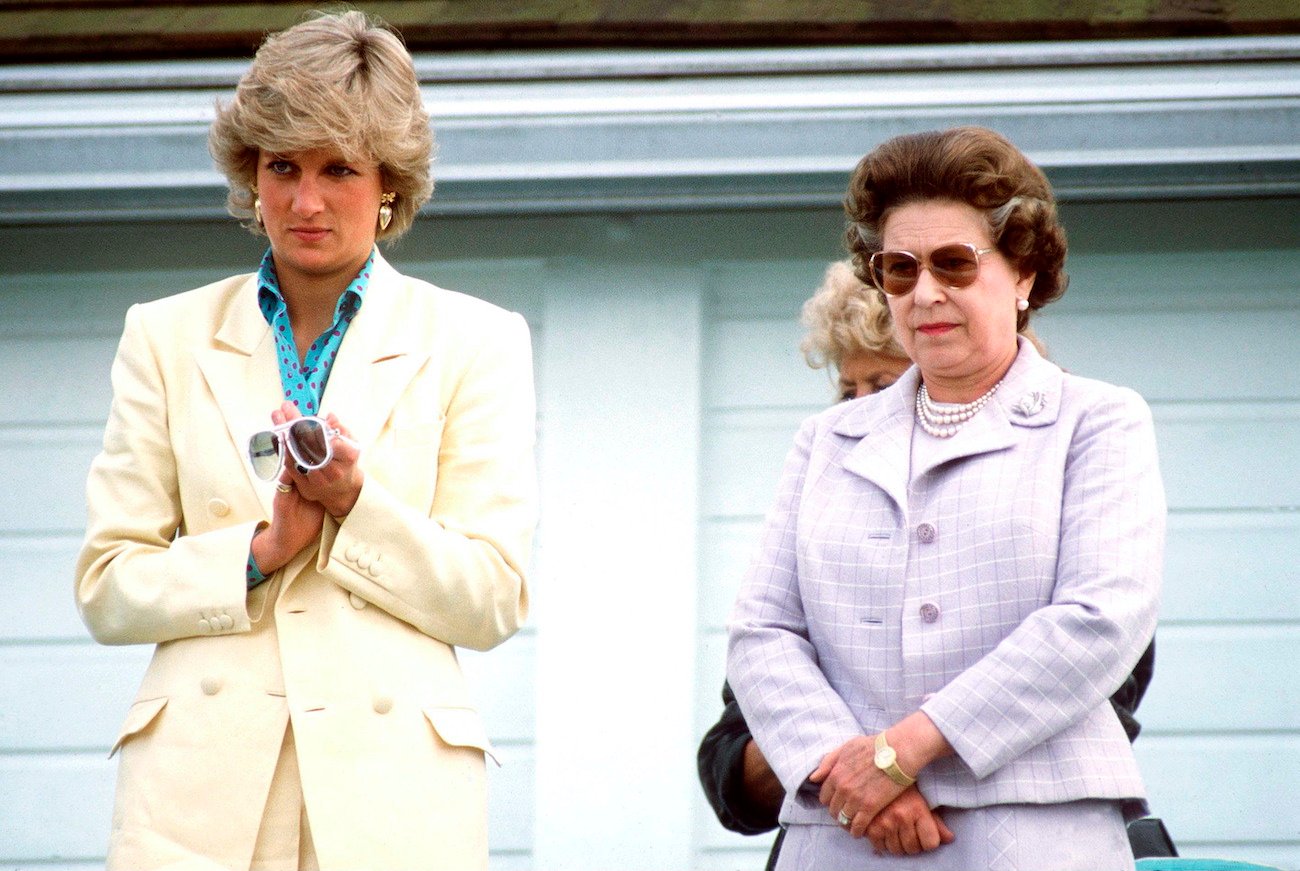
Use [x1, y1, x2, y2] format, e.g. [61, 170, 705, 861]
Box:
[727, 126, 1164, 869]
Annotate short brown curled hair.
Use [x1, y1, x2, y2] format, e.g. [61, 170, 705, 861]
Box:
[843, 126, 1068, 331]
[209, 10, 434, 241]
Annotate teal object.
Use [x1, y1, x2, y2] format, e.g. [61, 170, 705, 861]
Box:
[1136, 860, 1285, 870]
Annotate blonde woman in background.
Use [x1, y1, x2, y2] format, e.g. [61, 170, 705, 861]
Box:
[801, 260, 912, 403]
[75, 12, 535, 869]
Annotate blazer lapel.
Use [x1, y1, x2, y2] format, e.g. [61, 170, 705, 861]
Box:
[909, 336, 1063, 480]
[318, 252, 430, 459]
[835, 337, 1065, 499]
[836, 367, 918, 513]
[195, 274, 283, 517]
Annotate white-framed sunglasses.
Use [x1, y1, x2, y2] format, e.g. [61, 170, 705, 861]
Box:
[247, 416, 342, 481]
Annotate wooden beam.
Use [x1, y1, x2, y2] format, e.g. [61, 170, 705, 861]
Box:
[1, 0, 1297, 62]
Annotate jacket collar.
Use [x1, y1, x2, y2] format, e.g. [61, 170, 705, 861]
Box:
[196, 251, 431, 515]
[832, 336, 1063, 510]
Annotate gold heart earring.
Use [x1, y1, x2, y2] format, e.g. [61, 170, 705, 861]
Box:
[378, 192, 396, 232]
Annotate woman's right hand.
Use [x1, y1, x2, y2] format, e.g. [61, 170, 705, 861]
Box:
[250, 404, 327, 575]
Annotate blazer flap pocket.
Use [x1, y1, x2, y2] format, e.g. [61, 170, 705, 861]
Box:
[109, 696, 168, 759]
[422, 705, 498, 766]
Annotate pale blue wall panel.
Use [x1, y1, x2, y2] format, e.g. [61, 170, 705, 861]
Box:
[0, 644, 144, 751]
[0, 336, 115, 426]
[0, 752, 114, 860]
[1136, 734, 1300, 848]
[0, 535, 86, 641]
[1163, 513, 1300, 624]
[0, 429, 100, 533]
[1139, 625, 1300, 733]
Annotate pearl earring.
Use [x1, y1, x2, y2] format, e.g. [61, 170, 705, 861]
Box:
[378, 192, 396, 232]
[251, 186, 263, 228]
[1016, 298, 1030, 312]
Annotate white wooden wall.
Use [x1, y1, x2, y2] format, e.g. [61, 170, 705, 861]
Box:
[1, 197, 1298, 870]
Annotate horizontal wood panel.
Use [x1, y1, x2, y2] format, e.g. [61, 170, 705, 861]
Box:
[1035, 307, 1300, 404]
[703, 317, 844, 412]
[1162, 512, 1300, 624]
[699, 408, 803, 519]
[0, 746, 533, 859]
[0, 335, 116, 426]
[0, 752, 115, 861]
[1128, 624, 1299, 734]
[0, 644, 145, 752]
[0, 428, 100, 534]
[0, 635, 537, 750]
[698, 511, 1300, 630]
[0, 535, 89, 641]
[1135, 733, 1300, 845]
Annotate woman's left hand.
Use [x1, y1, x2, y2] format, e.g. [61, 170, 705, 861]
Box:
[282, 405, 364, 518]
[865, 787, 955, 855]
[809, 735, 907, 836]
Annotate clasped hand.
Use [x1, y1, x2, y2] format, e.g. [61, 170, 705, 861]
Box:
[251, 401, 363, 575]
[810, 734, 954, 856]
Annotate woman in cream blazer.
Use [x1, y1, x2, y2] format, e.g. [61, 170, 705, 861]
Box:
[75, 12, 536, 870]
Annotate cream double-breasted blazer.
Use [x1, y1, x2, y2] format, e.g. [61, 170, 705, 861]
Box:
[75, 251, 536, 870]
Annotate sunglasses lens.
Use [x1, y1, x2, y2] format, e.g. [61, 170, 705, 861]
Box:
[873, 251, 921, 296]
[248, 431, 282, 480]
[930, 244, 981, 288]
[289, 418, 331, 468]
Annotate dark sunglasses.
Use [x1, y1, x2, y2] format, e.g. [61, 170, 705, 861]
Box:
[868, 243, 996, 297]
[247, 416, 341, 481]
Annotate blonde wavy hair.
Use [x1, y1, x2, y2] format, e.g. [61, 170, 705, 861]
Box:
[209, 10, 434, 241]
[801, 260, 908, 371]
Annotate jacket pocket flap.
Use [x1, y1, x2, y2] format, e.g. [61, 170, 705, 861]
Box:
[422, 706, 498, 766]
[109, 696, 168, 759]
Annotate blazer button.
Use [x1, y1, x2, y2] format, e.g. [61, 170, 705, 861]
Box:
[919, 602, 941, 623]
[200, 676, 223, 696]
[344, 543, 363, 562]
[197, 617, 212, 633]
[367, 558, 383, 578]
[916, 523, 936, 543]
[207, 498, 231, 517]
[218, 613, 234, 630]
[373, 696, 394, 715]
[349, 592, 368, 610]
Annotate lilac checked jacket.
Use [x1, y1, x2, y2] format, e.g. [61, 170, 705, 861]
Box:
[726, 338, 1165, 825]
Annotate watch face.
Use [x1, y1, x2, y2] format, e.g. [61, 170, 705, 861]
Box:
[875, 747, 896, 768]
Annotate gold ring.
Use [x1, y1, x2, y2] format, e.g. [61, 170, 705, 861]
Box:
[276, 483, 293, 493]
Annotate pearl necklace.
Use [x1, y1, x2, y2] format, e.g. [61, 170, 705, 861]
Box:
[915, 381, 1001, 438]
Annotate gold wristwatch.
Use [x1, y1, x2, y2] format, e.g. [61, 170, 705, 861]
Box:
[874, 731, 916, 787]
